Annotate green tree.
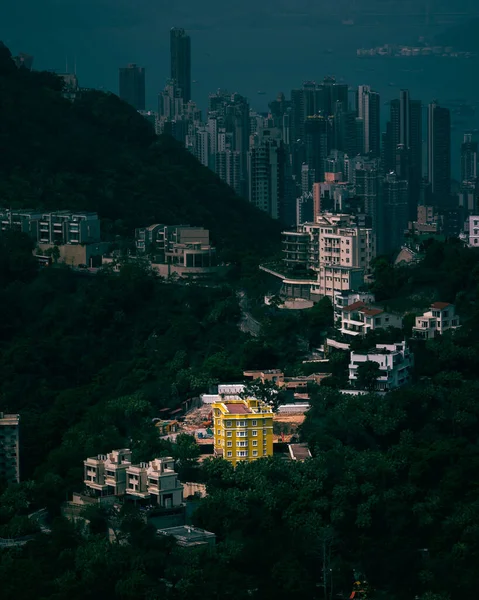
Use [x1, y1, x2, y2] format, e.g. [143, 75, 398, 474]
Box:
[355, 360, 381, 391]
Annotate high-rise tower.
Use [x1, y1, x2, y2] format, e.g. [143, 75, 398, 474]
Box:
[119, 63, 145, 111]
[428, 102, 451, 208]
[170, 27, 191, 103]
[356, 85, 380, 157]
[461, 133, 478, 183]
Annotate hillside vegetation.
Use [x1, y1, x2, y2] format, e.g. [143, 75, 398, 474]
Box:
[0, 42, 280, 263]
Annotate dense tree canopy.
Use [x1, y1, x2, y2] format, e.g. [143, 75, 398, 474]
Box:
[0, 43, 281, 267]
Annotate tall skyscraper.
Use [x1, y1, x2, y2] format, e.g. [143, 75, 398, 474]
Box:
[461, 133, 478, 183]
[170, 27, 191, 103]
[428, 102, 451, 209]
[119, 64, 145, 111]
[383, 173, 409, 254]
[385, 91, 423, 218]
[304, 115, 333, 183]
[356, 85, 380, 157]
[352, 157, 382, 250]
[247, 138, 286, 220]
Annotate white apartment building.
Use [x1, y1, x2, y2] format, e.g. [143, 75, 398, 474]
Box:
[271, 213, 376, 302]
[84, 449, 132, 497]
[333, 290, 375, 320]
[0, 412, 20, 484]
[0, 209, 100, 245]
[84, 450, 184, 506]
[311, 214, 376, 301]
[412, 302, 460, 340]
[340, 301, 403, 337]
[349, 341, 413, 391]
[126, 457, 183, 508]
[468, 215, 479, 247]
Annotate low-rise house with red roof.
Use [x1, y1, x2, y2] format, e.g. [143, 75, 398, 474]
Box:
[412, 302, 460, 340]
[340, 301, 403, 337]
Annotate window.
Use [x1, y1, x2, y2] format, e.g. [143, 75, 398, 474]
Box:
[225, 420, 232, 427]
[252, 420, 257, 426]
[227, 431, 232, 437]
[217, 429, 221, 435]
[252, 440, 258, 446]
[237, 431, 247, 437]
[253, 451, 258, 456]
[237, 451, 248, 457]
[375, 318, 381, 326]
[263, 450, 268, 456]
[236, 420, 245, 427]
[252, 430, 258, 436]
[237, 441, 248, 447]
[106, 470, 115, 477]
[227, 441, 232, 447]
[227, 451, 232, 457]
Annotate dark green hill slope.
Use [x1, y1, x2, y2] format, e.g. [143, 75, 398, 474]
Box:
[0, 43, 280, 262]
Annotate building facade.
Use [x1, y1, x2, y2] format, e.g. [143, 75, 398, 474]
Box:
[340, 301, 403, 337]
[0, 209, 100, 245]
[84, 450, 183, 506]
[212, 398, 274, 466]
[412, 302, 460, 339]
[0, 413, 20, 484]
[126, 457, 183, 508]
[170, 28, 191, 103]
[119, 64, 145, 111]
[349, 341, 413, 391]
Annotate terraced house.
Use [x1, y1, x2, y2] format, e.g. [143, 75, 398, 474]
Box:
[213, 398, 274, 466]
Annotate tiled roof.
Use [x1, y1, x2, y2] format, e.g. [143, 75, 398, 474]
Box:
[360, 307, 384, 316]
[343, 301, 383, 316]
[343, 301, 366, 312]
[431, 302, 451, 309]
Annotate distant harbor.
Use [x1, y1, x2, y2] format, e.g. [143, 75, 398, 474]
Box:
[357, 44, 477, 58]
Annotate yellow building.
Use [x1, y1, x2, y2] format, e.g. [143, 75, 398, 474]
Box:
[212, 398, 274, 466]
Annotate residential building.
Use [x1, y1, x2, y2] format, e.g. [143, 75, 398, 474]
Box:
[158, 525, 216, 548]
[333, 290, 375, 320]
[84, 450, 184, 506]
[84, 449, 132, 497]
[135, 224, 219, 277]
[428, 102, 451, 208]
[267, 213, 376, 303]
[349, 341, 413, 391]
[126, 457, 183, 508]
[170, 28, 191, 103]
[212, 398, 274, 466]
[340, 301, 403, 337]
[0, 209, 100, 245]
[412, 302, 460, 339]
[119, 64, 145, 111]
[468, 215, 479, 247]
[312, 213, 376, 301]
[0, 413, 20, 484]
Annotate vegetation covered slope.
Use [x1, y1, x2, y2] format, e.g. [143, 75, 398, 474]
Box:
[0, 42, 280, 262]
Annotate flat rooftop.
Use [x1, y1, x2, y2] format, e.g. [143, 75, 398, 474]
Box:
[224, 402, 251, 414]
[0, 413, 20, 426]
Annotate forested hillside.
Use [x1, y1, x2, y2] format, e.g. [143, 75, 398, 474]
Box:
[0, 42, 281, 263]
